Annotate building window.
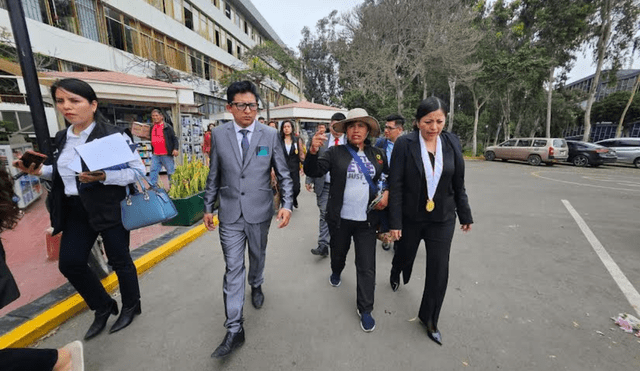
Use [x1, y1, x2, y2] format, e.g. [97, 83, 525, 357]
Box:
[21, 0, 44, 23]
[236, 46, 241, 58]
[173, 0, 183, 22]
[105, 8, 126, 51]
[225, 3, 230, 18]
[244, 21, 248, 34]
[184, 3, 193, 30]
[227, 39, 232, 55]
[49, 0, 78, 34]
[75, 0, 99, 42]
[215, 30, 220, 47]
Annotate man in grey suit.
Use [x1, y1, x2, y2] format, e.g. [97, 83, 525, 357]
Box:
[306, 113, 346, 257]
[203, 81, 293, 358]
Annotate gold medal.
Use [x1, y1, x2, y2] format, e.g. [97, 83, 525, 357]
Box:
[426, 199, 435, 212]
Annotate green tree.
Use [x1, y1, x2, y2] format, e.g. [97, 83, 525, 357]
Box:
[582, 0, 640, 141]
[591, 90, 640, 126]
[244, 41, 299, 107]
[298, 11, 342, 106]
[518, 0, 594, 137]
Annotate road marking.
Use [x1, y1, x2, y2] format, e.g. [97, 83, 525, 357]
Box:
[532, 171, 638, 192]
[562, 200, 640, 317]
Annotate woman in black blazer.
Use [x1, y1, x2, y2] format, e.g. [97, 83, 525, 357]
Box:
[279, 119, 305, 208]
[388, 97, 473, 345]
[14, 78, 146, 341]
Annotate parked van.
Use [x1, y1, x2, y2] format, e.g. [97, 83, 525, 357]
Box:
[484, 138, 569, 166]
[595, 138, 640, 168]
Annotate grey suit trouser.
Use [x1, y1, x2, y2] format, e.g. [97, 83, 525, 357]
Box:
[316, 182, 330, 249]
[219, 215, 272, 333]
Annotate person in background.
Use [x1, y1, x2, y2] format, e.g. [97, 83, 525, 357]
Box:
[149, 108, 179, 187]
[374, 114, 404, 251]
[267, 120, 278, 129]
[306, 113, 346, 257]
[0, 167, 85, 371]
[14, 78, 146, 340]
[280, 119, 305, 208]
[304, 108, 388, 332]
[388, 97, 473, 346]
[203, 81, 293, 358]
[258, 116, 266, 124]
[203, 123, 215, 166]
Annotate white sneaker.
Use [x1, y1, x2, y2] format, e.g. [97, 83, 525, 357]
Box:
[61, 340, 84, 371]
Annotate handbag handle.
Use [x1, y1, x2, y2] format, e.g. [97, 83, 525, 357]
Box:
[125, 168, 160, 205]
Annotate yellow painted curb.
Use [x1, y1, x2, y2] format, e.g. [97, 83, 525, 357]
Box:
[0, 223, 210, 348]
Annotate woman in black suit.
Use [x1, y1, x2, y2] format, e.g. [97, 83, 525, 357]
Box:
[388, 97, 473, 345]
[14, 78, 146, 340]
[279, 119, 305, 208]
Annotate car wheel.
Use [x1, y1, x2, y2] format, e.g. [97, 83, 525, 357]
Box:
[484, 151, 495, 161]
[572, 155, 588, 167]
[634, 158, 640, 169]
[527, 155, 541, 166]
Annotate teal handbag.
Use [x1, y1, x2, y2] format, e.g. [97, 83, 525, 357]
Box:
[120, 169, 178, 231]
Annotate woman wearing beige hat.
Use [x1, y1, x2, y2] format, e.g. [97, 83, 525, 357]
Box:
[304, 108, 388, 332]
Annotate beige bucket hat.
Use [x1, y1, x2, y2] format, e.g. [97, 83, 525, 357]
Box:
[333, 108, 380, 138]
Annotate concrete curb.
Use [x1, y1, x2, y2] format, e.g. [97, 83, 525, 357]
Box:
[0, 224, 208, 348]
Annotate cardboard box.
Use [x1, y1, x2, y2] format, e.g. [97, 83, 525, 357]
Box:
[131, 122, 150, 138]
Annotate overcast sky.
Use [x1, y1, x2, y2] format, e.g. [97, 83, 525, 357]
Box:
[250, 0, 639, 84]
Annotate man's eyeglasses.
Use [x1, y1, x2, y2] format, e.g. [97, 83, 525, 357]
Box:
[384, 126, 400, 131]
[231, 102, 259, 111]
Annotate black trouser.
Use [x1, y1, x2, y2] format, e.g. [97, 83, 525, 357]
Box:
[0, 348, 57, 371]
[289, 168, 300, 205]
[58, 197, 140, 311]
[329, 218, 377, 313]
[392, 219, 455, 328]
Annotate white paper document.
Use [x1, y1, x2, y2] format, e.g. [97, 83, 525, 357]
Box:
[74, 133, 137, 171]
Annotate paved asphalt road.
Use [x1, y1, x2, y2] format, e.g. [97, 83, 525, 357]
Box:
[37, 160, 640, 370]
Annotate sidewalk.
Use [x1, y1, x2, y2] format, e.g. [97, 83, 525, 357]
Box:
[0, 175, 177, 317]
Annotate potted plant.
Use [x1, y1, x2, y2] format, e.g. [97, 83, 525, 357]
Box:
[162, 156, 210, 226]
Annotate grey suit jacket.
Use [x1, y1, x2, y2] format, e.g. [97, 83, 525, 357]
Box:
[204, 121, 293, 224]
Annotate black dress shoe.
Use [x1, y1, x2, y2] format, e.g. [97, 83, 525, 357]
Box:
[109, 300, 141, 334]
[84, 299, 118, 340]
[310, 246, 328, 257]
[211, 329, 245, 358]
[390, 268, 400, 292]
[251, 286, 264, 309]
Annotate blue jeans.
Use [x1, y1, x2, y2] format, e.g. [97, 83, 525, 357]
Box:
[149, 154, 175, 186]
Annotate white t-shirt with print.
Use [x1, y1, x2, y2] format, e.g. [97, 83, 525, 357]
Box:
[341, 150, 375, 221]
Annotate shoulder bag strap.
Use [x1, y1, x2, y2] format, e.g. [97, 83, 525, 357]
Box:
[344, 145, 377, 194]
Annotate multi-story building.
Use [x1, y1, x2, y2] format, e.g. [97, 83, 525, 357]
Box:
[0, 0, 300, 122]
[565, 69, 639, 102]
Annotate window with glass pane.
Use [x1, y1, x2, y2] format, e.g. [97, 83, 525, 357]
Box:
[21, 0, 43, 22]
[139, 25, 155, 60]
[227, 39, 232, 54]
[124, 18, 139, 55]
[225, 3, 230, 18]
[184, 7, 193, 29]
[106, 10, 125, 51]
[148, 0, 162, 11]
[50, 0, 78, 34]
[0, 111, 19, 133]
[173, 0, 182, 22]
[215, 30, 220, 47]
[76, 0, 99, 41]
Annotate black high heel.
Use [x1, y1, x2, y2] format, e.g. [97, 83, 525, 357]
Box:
[109, 300, 141, 334]
[390, 268, 400, 292]
[420, 319, 443, 346]
[84, 299, 118, 340]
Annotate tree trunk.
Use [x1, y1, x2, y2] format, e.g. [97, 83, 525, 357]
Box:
[423, 76, 428, 100]
[583, 0, 612, 142]
[494, 120, 502, 145]
[529, 117, 541, 137]
[472, 89, 479, 156]
[546, 66, 554, 138]
[514, 115, 523, 138]
[447, 76, 456, 132]
[396, 80, 405, 114]
[616, 74, 640, 137]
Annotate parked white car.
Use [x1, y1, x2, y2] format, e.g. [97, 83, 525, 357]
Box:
[595, 138, 640, 168]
